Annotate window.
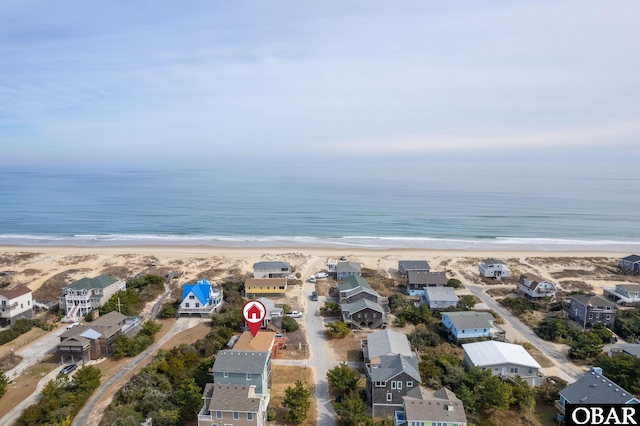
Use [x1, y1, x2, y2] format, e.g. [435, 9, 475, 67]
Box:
[494, 367, 499, 371]
[407, 381, 413, 388]
[606, 315, 611, 320]
[223, 372, 229, 378]
[216, 411, 222, 419]
[391, 381, 396, 389]
[461, 330, 465, 333]
[588, 314, 593, 319]
[386, 393, 392, 401]
[596, 313, 600, 319]
[233, 412, 239, 420]
[189, 295, 195, 299]
[195, 303, 200, 308]
[185, 303, 190, 308]
[28, 300, 30, 306]
[510, 367, 519, 374]
[529, 368, 534, 374]
[247, 413, 253, 420]
[484, 328, 488, 332]
[375, 381, 385, 387]
[397, 381, 403, 390]
[246, 373, 252, 380]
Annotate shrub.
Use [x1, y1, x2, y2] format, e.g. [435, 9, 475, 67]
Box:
[499, 297, 538, 315]
[158, 303, 176, 319]
[282, 316, 299, 332]
[325, 321, 350, 338]
[447, 278, 462, 289]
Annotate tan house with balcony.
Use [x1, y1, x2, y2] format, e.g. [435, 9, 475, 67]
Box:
[0, 286, 34, 327]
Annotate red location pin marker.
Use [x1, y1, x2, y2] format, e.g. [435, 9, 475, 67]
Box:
[243, 300, 266, 337]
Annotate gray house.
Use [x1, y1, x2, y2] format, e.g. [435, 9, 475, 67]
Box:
[420, 287, 459, 309]
[556, 367, 640, 424]
[337, 262, 362, 280]
[252, 261, 291, 279]
[212, 350, 271, 394]
[340, 298, 388, 329]
[406, 271, 447, 297]
[361, 329, 414, 366]
[604, 283, 640, 306]
[619, 254, 640, 274]
[567, 294, 616, 329]
[517, 273, 557, 300]
[366, 353, 422, 418]
[398, 260, 430, 277]
[337, 276, 380, 304]
[399, 388, 468, 426]
[463, 341, 542, 386]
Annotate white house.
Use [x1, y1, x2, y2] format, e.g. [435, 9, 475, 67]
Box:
[0, 286, 34, 327]
[420, 287, 459, 309]
[478, 259, 511, 280]
[252, 261, 291, 279]
[59, 275, 126, 322]
[603, 284, 640, 306]
[179, 278, 223, 317]
[517, 273, 557, 300]
[463, 341, 542, 386]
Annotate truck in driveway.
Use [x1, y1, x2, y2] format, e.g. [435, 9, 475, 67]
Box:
[316, 272, 329, 279]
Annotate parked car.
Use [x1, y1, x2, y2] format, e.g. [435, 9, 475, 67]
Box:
[316, 272, 329, 279]
[286, 274, 297, 280]
[340, 256, 347, 261]
[309, 275, 316, 283]
[66, 322, 79, 330]
[311, 291, 318, 301]
[59, 364, 78, 376]
[287, 311, 303, 318]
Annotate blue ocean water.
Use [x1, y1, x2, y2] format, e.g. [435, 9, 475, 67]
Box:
[1, 162, 639, 250]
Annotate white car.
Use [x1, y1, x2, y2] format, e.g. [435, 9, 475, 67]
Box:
[287, 311, 303, 318]
[309, 275, 316, 283]
[286, 274, 297, 280]
[316, 272, 329, 279]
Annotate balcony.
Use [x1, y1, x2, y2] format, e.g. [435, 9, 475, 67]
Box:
[0, 302, 19, 311]
[554, 400, 565, 415]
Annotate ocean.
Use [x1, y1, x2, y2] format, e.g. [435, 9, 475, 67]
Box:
[1, 162, 639, 251]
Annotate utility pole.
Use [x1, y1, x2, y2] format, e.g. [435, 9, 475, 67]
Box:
[117, 297, 122, 314]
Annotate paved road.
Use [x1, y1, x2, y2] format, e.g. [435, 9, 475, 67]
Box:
[6, 324, 67, 380]
[72, 317, 205, 426]
[466, 283, 585, 382]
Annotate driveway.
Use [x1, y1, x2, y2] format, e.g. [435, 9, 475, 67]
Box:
[6, 324, 67, 380]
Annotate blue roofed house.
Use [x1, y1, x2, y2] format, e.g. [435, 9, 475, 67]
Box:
[179, 278, 223, 317]
[441, 311, 495, 344]
[555, 367, 640, 424]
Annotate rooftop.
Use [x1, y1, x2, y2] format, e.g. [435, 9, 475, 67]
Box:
[181, 278, 214, 304]
[442, 311, 494, 330]
[213, 350, 270, 375]
[403, 387, 467, 424]
[622, 254, 640, 263]
[341, 298, 385, 314]
[481, 258, 505, 266]
[424, 287, 459, 302]
[570, 294, 617, 309]
[399, 260, 431, 270]
[253, 261, 290, 270]
[365, 329, 413, 361]
[233, 331, 276, 352]
[337, 261, 361, 274]
[560, 367, 639, 405]
[370, 353, 421, 383]
[0, 286, 32, 299]
[64, 275, 119, 290]
[408, 271, 447, 286]
[337, 275, 371, 291]
[462, 341, 541, 369]
[204, 383, 262, 413]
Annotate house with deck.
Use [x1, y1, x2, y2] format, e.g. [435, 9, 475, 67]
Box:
[603, 283, 640, 306]
[337, 276, 380, 304]
[197, 384, 269, 426]
[59, 275, 126, 322]
[252, 261, 291, 279]
[420, 287, 459, 309]
[233, 330, 285, 359]
[478, 259, 511, 280]
[566, 294, 616, 329]
[463, 341, 542, 386]
[340, 298, 387, 329]
[395, 387, 468, 426]
[555, 367, 640, 424]
[244, 278, 287, 296]
[337, 261, 362, 280]
[398, 260, 431, 277]
[366, 353, 422, 417]
[619, 254, 640, 275]
[0, 286, 34, 327]
[179, 278, 223, 317]
[441, 311, 494, 343]
[406, 271, 447, 296]
[212, 350, 271, 394]
[517, 273, 557, 300]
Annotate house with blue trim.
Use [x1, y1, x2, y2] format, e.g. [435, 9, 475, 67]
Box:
[441, 311, 494, 343]
[179, 278, 223, 317]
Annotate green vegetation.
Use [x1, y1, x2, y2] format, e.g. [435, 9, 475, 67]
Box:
[457, 295, 477, 310]
[327, 363, 360, 394]
[536, 317, 610, 361]
[407, 328, 441, 350]
[0, 369, 8, 399]
[325, 321, 351, 338]
[447, 278, 462, 289]
[112, 320, 162, 359]
[319, 301, 341, 315]
[615, 310, 640, 341]
[0, 319, 50, 345]
[499, 298, 539, 315]
[208, 280, 246, 331]
[333, 391, 368, 426]
[595, 353, 640, 395]
[535, 316, 570, 342]
[157, 302, 177, 319]
[387, 294, 431, 325]
[95, 274, 164, 318]
[283, 380, 311, 424]
[17, 365, 101, 426]
[282, 316, 299, 332]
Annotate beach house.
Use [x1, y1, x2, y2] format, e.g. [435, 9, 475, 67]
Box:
[253, 297, 283, 330]
[244, 278, 287, 296]
[517, 273, 557, 300]
[619, 254, 640, 275]
[361, 329, 414, 366]
[406, 271, 447, 296]
[337, 276, 380, 304]
[603, 283, 640, 306]
[398, 260, 431, 277]
[340, 298, 388, 329]
[396, 388, 468, 426]
[0, 286, 34, 327]
[252, 261, 291, 279]
[462, 341, 542, 386]
[59, 275, 126, 322]
[212, 350, 271, 394]
[366, 353, 422, 417]
[179, 278, 223, 317]
[566, 294, 616, 329]
[197, 384, 269, 426]
[419, 287, 459, 309]
[478, 259, 511, 280]
[337, 261, 362, 280]
[441, 311, 494, 343]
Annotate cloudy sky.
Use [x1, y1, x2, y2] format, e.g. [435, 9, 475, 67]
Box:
[1, 1, 639, 166]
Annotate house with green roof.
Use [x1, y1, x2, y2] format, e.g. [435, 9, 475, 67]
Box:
[179, 278, 223, 317]
[59, 275, 126, 322]
[337, 276, 381, 304]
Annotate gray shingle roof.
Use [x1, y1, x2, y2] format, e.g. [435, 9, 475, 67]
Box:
[370, 354, 421, 382]
[204, 384, 262, 412]
[425, 287, 459, 303]
[570, 294, 617, 309]
[213, 350, 270, 375]
[481, 258, 505, 266]
[408, 271, 447, 286]
[253, 261, 290, 270]
[560, 367, 639, 405]
[337, 262, 361, 274]
[340, 298, 385, 314]
[622, 254, 640, 263]
[366, 329, 413, 360]
[399, 261, 431, 271]
[64, 275, 119, 290]
[403, 387, 467, 424]
[443, 311, 494, 330]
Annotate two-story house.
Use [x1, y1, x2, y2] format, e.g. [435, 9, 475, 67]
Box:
[367, 353, 421, 418]
[441, 311, 495, 344]
[340, 298, 388, 329]
[420, 287, 459, 310]
[252, 261, 291, 279]
[567, 294, 616, 329]
[396, 388, 468, 426]
[198, 384, 269, 426]
[179, 278, 223, 317]
[517, 273, 557, 300]
[0, 286, 34, 327]
[337, 262, 362, 280]
[59, 275, 126, 322]
[619, 254, 640, 275]
[478, 259, 511, 280]
[462, 341, 542, 386]
[254, 297, 283, 330]
[244, 278, 287, 296]
[603, 283, 640, 306]
[361, 329, 414, 367]
[555, 367, 640, 424]
[398, 260, 431, 278]
[337, 276, 380, 304]
[212, 350, 271, 394]
[406, 271, 447, 297]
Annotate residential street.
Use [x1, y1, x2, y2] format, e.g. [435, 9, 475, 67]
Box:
[5, 324, 67, 380]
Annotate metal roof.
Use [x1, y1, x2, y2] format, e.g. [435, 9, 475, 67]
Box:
[425, 287, 459, 303]
[462, 341, 541, 369]
[181, 278, 212, 305]
[442, 311, 494, 330]
[252, 261, 290, 270]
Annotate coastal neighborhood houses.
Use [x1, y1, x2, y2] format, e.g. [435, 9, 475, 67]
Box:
[179, 278, 223, 317]
[478, 258, 511, 280]
[58, 275, 126, 322]
[0, 286, 34, 326]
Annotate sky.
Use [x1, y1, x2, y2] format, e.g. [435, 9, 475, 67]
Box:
[1, 1, 639, 166]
